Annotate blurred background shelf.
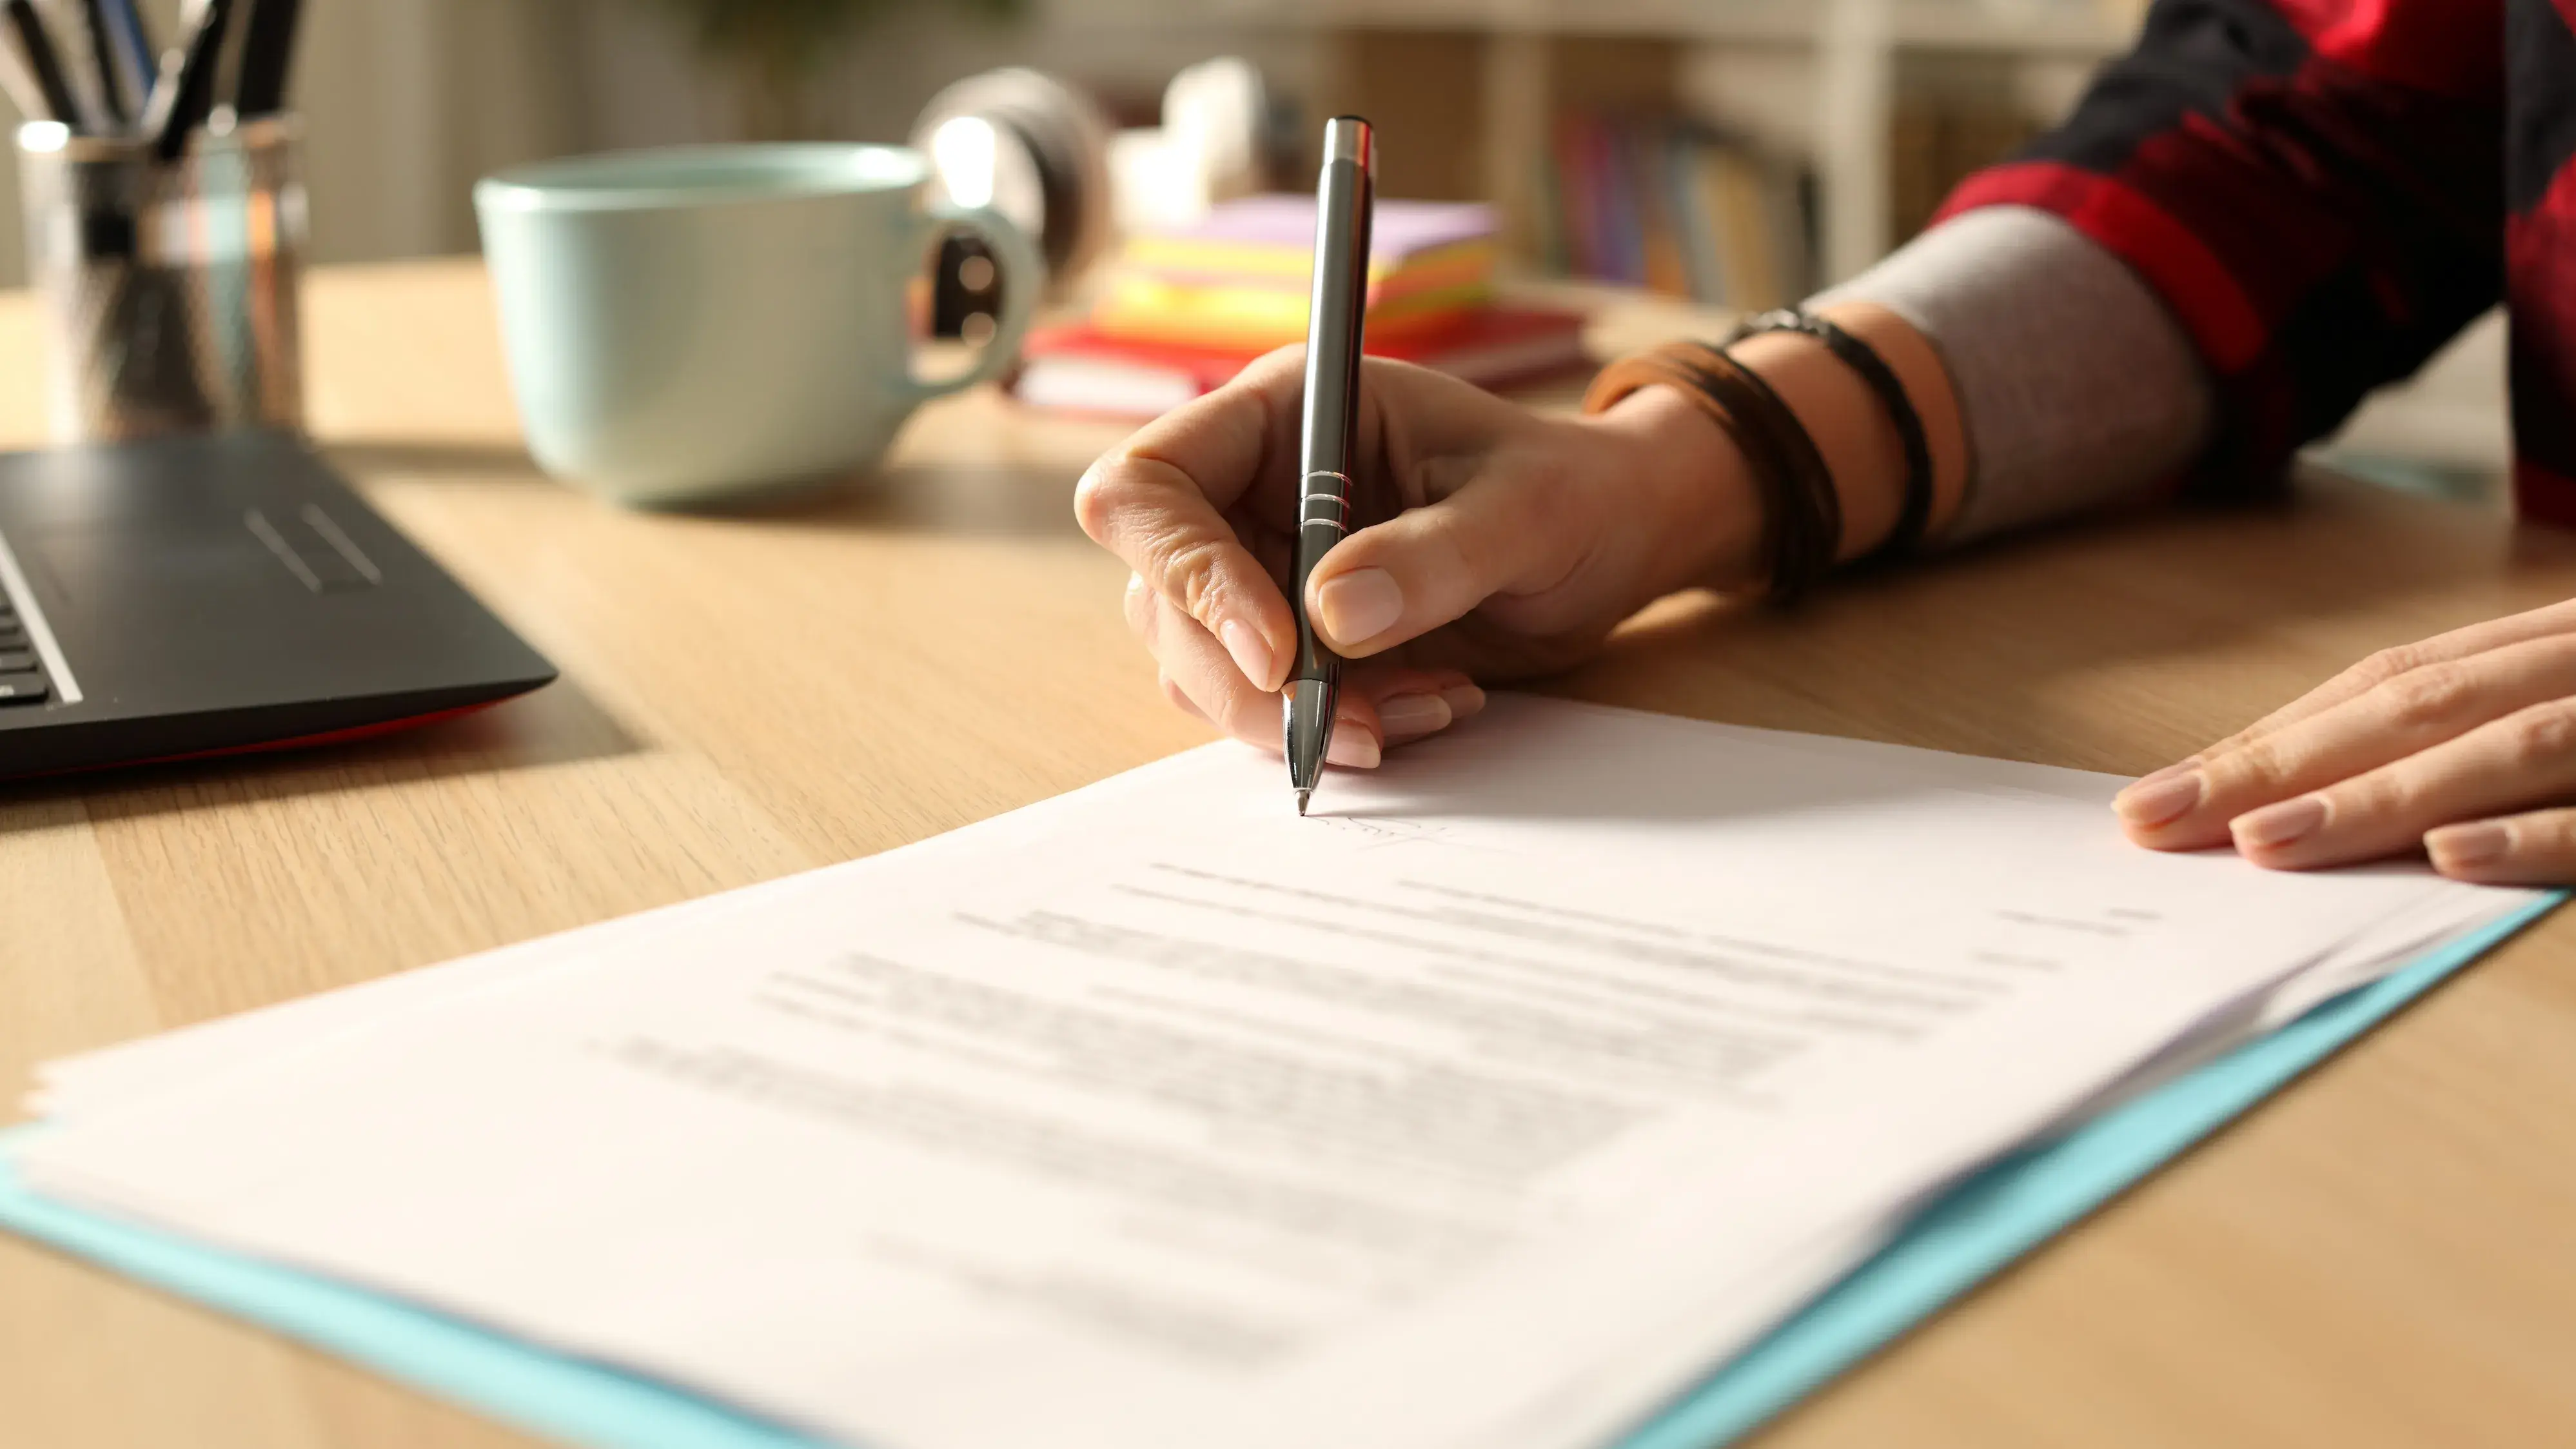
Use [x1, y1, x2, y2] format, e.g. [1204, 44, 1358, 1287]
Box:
[0, 0, 2503, 491]
[1067, 0, 2133, 53]
[1042, 0, 2134, 282]
[0, 0, 2132, 285]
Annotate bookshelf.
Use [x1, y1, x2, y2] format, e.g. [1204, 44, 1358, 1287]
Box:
[1051, 0, 2136, 284]
[1028, 0, 2504, 484]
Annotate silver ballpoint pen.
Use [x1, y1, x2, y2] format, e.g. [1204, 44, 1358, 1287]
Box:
[1285, 115, 1375, 815]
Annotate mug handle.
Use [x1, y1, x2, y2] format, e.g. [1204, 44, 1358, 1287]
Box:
[900, 201, 1044, 404]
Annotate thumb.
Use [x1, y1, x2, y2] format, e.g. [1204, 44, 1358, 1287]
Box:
[1305, 466, 1577, 657]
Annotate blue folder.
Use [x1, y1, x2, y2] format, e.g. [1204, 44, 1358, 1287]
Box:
[1, 896, 2555, 1449]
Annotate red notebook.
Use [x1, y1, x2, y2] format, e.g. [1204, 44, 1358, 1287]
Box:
[1010, 307, 1591, 419]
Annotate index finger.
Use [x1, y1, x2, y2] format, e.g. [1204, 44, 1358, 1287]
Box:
[1074, 350, 1308, 692]
[1087, 347, 1306, 517]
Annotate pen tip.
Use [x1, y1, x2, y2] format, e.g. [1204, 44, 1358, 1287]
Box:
[1296, 789, 1312, 816]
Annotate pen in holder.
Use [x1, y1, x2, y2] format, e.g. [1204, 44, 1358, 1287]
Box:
[15, 114, 306, 443]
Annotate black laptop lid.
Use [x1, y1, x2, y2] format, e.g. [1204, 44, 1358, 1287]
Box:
[0, 431, 555, 776]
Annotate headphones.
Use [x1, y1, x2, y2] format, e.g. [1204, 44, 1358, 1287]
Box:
[911, 60, 1275, 335]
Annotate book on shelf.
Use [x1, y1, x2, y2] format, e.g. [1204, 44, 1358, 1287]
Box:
[1533, 111, 1815, 311]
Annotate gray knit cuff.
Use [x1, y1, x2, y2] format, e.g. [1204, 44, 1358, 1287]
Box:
[1812, 206, 2216, 543]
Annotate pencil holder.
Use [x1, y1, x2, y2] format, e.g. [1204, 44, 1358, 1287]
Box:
[14, 115, 307, 444]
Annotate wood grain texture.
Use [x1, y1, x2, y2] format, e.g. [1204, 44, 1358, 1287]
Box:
[4, 261, 2574, 1448]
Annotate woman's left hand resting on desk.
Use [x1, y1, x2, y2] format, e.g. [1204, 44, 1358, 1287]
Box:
[2118, 600, 2576, 885]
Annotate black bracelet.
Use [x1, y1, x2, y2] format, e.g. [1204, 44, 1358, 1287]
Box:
[1726, 309, 1936, 560]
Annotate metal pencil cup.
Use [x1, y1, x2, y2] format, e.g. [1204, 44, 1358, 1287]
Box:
[15, 115, 307, 443]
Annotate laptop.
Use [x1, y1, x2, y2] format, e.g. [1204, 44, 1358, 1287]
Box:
[0, 431, 556, 779]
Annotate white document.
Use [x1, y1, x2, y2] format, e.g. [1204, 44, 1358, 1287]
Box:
[20, 696, 2535, 1449]
[30, 715, 2504, 1123]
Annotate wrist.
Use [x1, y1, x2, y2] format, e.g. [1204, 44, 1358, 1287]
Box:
[1579, 382, 1766, 595]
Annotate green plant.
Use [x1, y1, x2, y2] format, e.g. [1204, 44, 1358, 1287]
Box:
[638, 0, 1022, 140]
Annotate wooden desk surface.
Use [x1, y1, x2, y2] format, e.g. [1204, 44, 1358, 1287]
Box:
[5, 260, 2576, 1448]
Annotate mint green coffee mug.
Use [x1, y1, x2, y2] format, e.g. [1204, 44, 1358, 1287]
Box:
[475, 144, 1038, 508]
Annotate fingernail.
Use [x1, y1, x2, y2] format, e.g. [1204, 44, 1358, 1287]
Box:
[1439, 683, 1488, 720]
[1315, 569, 1404, 647]
[2114, 771, 2203, 827]
[1377, 693, 1452, 740]
[2428, 820, 2512, 869]
[1219, 618, 1275, 689]
[2233, 795, 2328, 850]
[1326, 727, 1381, 769]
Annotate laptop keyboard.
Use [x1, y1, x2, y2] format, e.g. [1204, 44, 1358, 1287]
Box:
[0, 566, 53, 708]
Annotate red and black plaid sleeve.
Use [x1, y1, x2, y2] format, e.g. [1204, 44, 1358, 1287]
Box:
[2505, 1, 2576, 523]
[1936, 0, 2506, 498]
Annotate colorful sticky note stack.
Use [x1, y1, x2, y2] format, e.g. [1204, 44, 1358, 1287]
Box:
[1092, 195, 1501, 350]
[1012, 194, 1588, 419]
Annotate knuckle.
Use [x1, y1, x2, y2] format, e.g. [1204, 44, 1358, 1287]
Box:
[2375, 663, 2477, 731]
[1156, 533, 1232, 624]
[2192, 732, 2245, 765]
[2366, 766, 2422, 813]
[1071, 458, 1127, 542]
[2208, 736, 2288, 793]
[2331, 770, 2407, 822]
[1071, 456, 1123, 536]
[2506, 702, 2576, 765]
[2348, 644, 2422, 689]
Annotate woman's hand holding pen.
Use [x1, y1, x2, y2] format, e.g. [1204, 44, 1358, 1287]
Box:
[1077, 246, 2576, 886]
[1075, 350, 1760, 765]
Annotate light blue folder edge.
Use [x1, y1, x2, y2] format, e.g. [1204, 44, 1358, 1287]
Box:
[0, 894, 2557, 1449]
